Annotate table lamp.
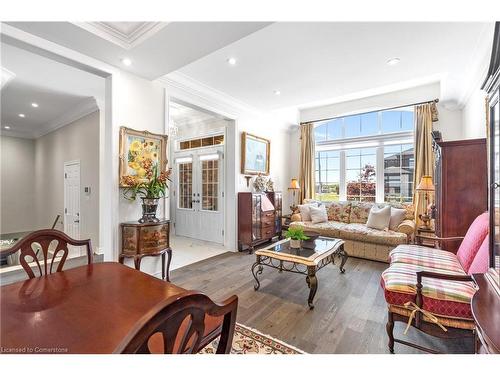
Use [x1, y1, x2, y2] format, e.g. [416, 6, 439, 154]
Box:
[288, 178, 301, 220]
[416, 175, 434, 229]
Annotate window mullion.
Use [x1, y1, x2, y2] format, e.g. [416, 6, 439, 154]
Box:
[340, 150, 346, 201]
[376, 147, 385, 203]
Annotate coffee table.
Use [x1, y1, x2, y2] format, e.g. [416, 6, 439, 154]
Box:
[251, 237, 347, 309]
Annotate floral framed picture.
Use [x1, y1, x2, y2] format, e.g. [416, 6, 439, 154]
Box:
[241, 132, 270, 175]
[119, 127, 168, 187]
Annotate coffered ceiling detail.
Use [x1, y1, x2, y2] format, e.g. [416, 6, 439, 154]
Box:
[72, 22, 168, 49]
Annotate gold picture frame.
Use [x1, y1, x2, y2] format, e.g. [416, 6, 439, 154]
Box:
[119, 127, 168, 187]
[241, 132, 270, 175]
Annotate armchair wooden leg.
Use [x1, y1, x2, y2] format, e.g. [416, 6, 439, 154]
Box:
[386, 311, 395, 354]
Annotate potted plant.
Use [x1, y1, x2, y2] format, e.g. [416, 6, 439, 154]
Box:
[284, 227, 310, 249]
[122, 160, 171, 223]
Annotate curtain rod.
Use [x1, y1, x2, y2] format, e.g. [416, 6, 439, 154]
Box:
[301, 98, 439, 125]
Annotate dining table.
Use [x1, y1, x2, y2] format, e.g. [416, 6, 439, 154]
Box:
[0, 262, 187, 354]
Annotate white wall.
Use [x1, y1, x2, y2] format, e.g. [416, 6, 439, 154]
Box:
[462, 88, 488, 139]
[34, 110, 100, 246]
[0, 136, 36, 234]
[114, 72, 166, 275]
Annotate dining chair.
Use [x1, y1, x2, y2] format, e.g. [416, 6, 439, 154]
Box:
[116, 292, 238, 354]
[1, 229, 93, 278]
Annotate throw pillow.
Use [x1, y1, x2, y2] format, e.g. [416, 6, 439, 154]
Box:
[389, 207, 407, 231]
[309, 205, 328, 224]
[327, 201, 351, 223]
[366, 205, 391, 230]
[298, 203, 318, 221]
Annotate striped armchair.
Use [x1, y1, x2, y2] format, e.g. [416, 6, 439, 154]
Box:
[380, 212, 489, 353]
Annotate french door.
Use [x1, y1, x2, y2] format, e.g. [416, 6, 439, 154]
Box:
[174, 146, 224, 244]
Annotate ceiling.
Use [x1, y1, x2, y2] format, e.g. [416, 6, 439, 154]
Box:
[6, 22, 272, 79]
[172, 22, 495, 111]
[1, 42, 105, 138]
[170, 101, 220, 128]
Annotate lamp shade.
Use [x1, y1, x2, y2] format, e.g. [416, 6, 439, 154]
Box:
[416, 175, 435, 191]
[289, 178, 300, 190]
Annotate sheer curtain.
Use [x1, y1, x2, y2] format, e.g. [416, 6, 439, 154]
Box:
[413, 103, 436, 227]
[299, 123, 316, 203]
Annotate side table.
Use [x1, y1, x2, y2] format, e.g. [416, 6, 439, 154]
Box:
[119, 220, 172, 282]
[415, 226, 437, 247]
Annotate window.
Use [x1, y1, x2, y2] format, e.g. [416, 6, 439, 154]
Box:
[346, 148, 376, 202]
[315, 151, 340, 201]
[314, 107, 414, 203]
[179, 135, 224, 150]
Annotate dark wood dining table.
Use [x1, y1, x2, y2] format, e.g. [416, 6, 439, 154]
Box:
[0, 262, 187, 354]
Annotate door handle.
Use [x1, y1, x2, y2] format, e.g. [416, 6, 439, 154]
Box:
[74, 220, 80, 223]
[493, 182, 500, 189]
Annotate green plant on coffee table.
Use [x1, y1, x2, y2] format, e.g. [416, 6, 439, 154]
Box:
[284, 227, 310, 241]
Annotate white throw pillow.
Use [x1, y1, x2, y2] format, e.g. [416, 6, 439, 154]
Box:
[298, 203, 318, 221]
[366, 205, 391, 230]
[309, 205, 328, 224]
[389, 207, 407, 231]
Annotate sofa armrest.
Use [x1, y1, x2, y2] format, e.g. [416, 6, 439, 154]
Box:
[397, 219, 415, 235]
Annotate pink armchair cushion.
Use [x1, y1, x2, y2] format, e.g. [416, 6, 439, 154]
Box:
[467, 235, 490, 275]
[456, 212, 489, 272]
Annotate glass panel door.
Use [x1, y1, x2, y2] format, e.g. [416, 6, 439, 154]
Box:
[178, 162, 193, 209]
[200, 156, 219, 212]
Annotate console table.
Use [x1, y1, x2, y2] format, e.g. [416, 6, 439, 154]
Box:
[119, 220, 172, 281]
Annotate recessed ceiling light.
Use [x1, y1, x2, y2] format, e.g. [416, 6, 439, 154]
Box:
[4, 125, 11, 129]
[273, 90, 281, 96]
[386, 57, 401, 66]
[18, 113, 25, 118]
[121, 58, 132, 66]
[31, 102, 39, 108]
[227, 57, 237, 65]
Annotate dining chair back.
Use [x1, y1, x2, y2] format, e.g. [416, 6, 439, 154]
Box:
[1, 229, 93, 278]
[116, 292, 238, 354]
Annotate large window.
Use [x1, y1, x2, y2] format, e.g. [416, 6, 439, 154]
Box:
[314, 107, 414, 203]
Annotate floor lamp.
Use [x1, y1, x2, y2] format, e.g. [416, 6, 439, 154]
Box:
[288, 178, 301, 221]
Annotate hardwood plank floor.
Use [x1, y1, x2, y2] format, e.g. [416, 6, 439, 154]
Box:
[171, 251, 472, 354]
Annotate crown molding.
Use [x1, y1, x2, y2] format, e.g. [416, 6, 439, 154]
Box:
[1, 67, 16, 89]
[34, 97, 99, 139]
[71, 22, 168, 50]
[157, 71, 263, 119]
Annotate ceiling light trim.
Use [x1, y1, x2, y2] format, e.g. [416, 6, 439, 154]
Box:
[72, 22, 169, 50]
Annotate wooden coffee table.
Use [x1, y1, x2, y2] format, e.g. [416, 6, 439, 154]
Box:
[251, 237, 347, 309]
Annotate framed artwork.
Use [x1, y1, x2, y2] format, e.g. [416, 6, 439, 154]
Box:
[241, 132, 270, 175]
[119, 127, 168, 187]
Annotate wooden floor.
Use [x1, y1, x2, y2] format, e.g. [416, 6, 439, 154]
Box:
[171, 251, 472, 354]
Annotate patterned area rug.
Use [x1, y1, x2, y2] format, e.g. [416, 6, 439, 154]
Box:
[200, 323, 305, 354]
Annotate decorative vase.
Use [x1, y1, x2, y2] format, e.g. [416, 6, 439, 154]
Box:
[290, 239, 301, 249]
[139, 197, 160, 223]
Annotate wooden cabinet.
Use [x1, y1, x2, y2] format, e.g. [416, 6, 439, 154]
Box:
[433, 139, 488, 251]
[238, 192, 282, 253]
[119, 220, 172, 281]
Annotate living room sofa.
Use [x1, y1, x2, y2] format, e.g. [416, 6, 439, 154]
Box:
[290, 200, 415, 263]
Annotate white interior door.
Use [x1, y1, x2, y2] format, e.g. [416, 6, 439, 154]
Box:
[64, 161, 81, 256]
[174, 147, 224, 244]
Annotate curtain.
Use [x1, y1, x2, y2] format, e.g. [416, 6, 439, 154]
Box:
[299, 123, 316, 203]
[413, 104, 435, 227]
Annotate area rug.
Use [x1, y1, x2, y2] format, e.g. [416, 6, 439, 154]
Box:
[200, 323, 305, 354]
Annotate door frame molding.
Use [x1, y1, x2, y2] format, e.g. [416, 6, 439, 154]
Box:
[63, 159, 81, 241]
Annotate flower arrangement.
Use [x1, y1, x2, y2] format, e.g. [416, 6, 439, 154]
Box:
[122, 160, 171, 201]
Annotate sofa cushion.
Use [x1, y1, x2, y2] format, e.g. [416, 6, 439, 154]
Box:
[389, 244, 465, 273]
[456, 212, 489, 272]
[290, 221, 346, 238]
[326, 201, 351, 223]
[388, 202, 415, 221]
[467, 235, 490, 275]
[381, 263, 476, 319]
[389, 207, 407, 231]
[349, 202, 373, 224]
[366, 205, 391, 230]
[339, 223, 407, 246]
[298, 203, 318, 221]
[310, 205, 328, 224]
